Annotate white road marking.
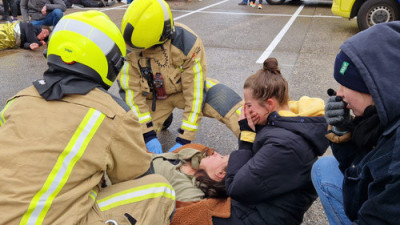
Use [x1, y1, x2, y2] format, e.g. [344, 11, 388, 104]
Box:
[174, 0, 231, 20]
[70, 4, 128, 10]
[101, 5, 128, 11]
[171, 9, 341, 18]
[256, 4, 304, 64]
[99, 2, 329, 65]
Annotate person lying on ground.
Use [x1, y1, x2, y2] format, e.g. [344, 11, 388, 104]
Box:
[152, 143, 229, 202]
[0, 21, 49, 50]
[141, 143, 232, 225]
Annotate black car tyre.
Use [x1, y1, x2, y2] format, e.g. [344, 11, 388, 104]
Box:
[266, 0, 285, 5]
[357, 0, 400, 30]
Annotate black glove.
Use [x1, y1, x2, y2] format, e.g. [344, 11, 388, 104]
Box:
[239, 119, 253, 132]
[238, 119, 256, 150]
[325, 95, 352, 135]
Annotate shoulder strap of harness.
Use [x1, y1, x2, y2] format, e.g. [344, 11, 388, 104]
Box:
[138, 58, 157, 111]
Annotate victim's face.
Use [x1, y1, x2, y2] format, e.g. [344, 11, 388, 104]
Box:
[37, 29, 50, 40]
[198, 151, 229, 182]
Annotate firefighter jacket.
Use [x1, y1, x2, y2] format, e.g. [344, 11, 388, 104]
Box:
[0, 86, 152, 224]
[119, 22, 207, 142]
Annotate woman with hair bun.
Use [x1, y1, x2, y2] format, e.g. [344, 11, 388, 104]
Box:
[213, 58, 330, 224]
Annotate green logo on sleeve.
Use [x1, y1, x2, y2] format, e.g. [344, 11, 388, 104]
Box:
[340, 62, 349, 75]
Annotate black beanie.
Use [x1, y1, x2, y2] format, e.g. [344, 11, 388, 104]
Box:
[334, 51, 369, 94]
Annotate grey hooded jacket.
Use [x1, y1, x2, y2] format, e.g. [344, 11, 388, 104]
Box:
[20, 0, 66, 22]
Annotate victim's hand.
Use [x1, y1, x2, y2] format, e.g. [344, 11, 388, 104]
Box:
[30, 43, 39, 50]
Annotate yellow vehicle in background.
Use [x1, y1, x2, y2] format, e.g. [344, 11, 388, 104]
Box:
[332, 0, 400, 30]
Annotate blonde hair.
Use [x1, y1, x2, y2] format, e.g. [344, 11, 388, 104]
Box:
[243, 57, 289, 106]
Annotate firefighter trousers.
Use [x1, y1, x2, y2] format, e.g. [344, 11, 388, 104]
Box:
[148, 79, 243, 140]
[83, 174, 176, 225]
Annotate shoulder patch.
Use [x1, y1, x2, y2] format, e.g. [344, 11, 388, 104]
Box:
[171, 26, 197, 56]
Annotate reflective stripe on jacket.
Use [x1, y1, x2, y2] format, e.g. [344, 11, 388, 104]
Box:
[0, 86, 152, 224]
[118, 23, 207, 141]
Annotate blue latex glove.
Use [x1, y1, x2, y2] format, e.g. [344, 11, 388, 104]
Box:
[145, 138, 163, 154]
[168, 143, 183, 152]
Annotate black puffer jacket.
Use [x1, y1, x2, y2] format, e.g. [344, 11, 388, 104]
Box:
[221, 105, 328, 225]
[19, 22, 42, 49]
[331, 21, 400, 225]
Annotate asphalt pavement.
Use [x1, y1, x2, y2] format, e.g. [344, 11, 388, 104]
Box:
[0, 0, 360, 223]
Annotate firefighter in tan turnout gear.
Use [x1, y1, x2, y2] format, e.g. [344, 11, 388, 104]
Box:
[119, 0, 243, 154]
[0, 11, 175, 225]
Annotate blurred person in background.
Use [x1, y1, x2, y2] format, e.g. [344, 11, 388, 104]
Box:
[20, 0, 66, 27]
[1, 0, 18, 22]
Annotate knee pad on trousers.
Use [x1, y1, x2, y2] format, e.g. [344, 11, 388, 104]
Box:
[206, 83, 242, 117]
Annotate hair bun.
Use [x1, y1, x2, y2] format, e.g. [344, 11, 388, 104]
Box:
[263, 57, 280, 74]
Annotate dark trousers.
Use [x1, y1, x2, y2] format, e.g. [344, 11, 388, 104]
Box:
[2, 0, 18, 18]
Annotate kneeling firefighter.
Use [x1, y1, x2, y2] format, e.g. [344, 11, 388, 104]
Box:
[0, 11, 175, 225]
[118, 0, 243, 154]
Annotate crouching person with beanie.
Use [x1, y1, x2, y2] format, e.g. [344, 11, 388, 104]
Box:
[311, 21, 400, 225]
[0, 11, 175, 225]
